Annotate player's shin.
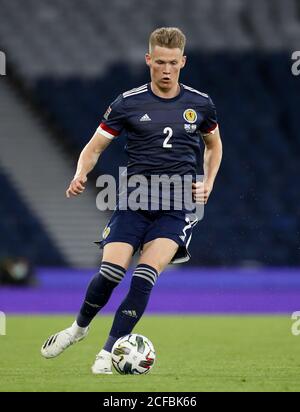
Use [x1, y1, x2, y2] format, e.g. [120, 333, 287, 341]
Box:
[76, 261, 126, 327]
[103, 264, 158, 352]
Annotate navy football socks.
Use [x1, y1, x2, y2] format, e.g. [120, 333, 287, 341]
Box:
[76, 261, 126, 328]
[103, 264, 158, 352]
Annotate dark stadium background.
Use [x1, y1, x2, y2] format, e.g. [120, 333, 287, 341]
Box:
[0, 0, 300, 318]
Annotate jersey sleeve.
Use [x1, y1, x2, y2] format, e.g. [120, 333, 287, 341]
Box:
[199, 96, 218, 135]
[97, 94, 126, 139]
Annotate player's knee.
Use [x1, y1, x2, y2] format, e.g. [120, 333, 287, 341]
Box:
[140, 239, 178, 273]
[102, 243, 133, 269]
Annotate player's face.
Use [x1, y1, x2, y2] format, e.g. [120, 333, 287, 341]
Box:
[145, 46, 186, 91]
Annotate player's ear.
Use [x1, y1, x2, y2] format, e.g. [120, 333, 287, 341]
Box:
[181, 55, 187, 68]
[145, 53, 151, 67]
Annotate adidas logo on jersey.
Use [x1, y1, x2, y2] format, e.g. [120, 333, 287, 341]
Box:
[122, 310, 138, 318]
[140, 114, 151, 122]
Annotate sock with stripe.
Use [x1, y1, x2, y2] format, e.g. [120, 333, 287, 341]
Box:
[103, 263, 158, 352]
[76, 261, 126, 328]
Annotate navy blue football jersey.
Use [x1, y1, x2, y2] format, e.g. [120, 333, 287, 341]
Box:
[98, 83, 218, 178]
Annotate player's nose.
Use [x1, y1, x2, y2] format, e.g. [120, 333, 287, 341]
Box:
[163, 64, 171, 74]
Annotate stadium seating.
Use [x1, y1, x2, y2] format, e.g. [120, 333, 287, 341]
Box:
[0, 0, 300, 77]
[0, 171, 66, 266]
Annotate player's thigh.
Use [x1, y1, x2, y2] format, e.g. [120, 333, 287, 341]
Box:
[138, 238, 179, 274]
[102, 242, 134, 270]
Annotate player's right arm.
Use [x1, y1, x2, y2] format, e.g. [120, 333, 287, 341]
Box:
[66, 132, 112, 198]
[66, 94, 126, 198]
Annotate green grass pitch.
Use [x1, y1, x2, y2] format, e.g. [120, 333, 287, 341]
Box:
[0, 315, 300, 392]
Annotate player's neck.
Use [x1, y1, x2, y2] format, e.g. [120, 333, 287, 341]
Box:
[150, 82, 180, 99]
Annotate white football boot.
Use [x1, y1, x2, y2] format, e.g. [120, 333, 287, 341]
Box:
[41, 322, 89, 359]
[91, 349, 113, 375]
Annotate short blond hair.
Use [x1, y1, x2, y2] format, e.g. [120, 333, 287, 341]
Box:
[149, 27, 186, 53]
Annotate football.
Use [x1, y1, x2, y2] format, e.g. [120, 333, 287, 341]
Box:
[111, 334, 156, 375]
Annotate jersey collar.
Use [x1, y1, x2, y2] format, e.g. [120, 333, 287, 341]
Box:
[148, 83, 184, 102]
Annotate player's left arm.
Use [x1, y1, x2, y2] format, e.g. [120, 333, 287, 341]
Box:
[192, 127, 223, 204]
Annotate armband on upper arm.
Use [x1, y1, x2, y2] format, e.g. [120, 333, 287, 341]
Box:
[97, 122, 120, 139]
[201, 124, 219, 137]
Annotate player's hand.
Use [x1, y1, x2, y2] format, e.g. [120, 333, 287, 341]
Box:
[192, 180, 213, 204]
[66, 176, 87, 198]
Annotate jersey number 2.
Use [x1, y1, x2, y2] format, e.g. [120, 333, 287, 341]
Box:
[163, 127, 173, 148]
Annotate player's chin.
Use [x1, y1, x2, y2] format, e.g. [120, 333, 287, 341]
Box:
[159, 79, 173, 88]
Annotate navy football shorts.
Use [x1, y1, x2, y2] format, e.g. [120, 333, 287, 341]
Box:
[97, 209, 199, 264]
